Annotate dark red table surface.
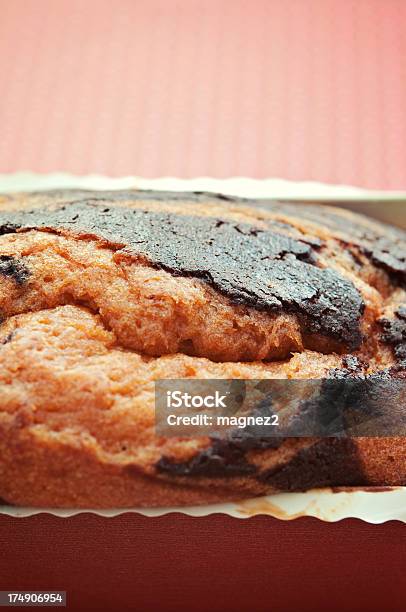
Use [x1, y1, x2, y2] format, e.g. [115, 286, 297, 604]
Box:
[0, 1, 405, 611]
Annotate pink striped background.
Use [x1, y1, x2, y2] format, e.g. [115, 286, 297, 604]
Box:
[0, 0, 405, 188]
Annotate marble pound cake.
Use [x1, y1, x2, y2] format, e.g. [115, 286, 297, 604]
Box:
[0, 189, 405, 508]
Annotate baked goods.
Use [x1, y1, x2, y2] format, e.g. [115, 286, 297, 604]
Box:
[0, 189, 405, 508]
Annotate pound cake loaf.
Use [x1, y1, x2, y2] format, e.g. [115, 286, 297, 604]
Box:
[0, 189, 405, 508]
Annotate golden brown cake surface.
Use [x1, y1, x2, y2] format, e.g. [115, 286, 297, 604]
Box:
[0, 189, 405, 507]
